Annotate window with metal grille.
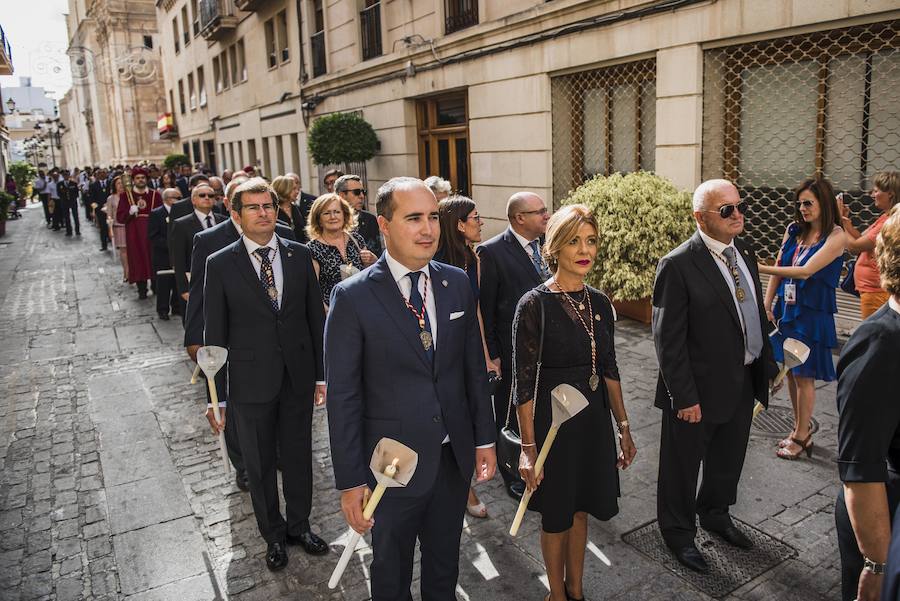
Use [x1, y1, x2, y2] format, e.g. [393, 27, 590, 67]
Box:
[551, 59, 657, 205]
[360, 0, 382, 61]
[445, 0, 477, 35]
[702, 21, 900, 261]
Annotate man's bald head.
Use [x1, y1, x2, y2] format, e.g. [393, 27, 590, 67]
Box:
[692, 179, 737, 212]
[506, 192, 543, 220]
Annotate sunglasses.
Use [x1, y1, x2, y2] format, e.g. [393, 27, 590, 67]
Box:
[703, 201, 748, 219]
[346, 189, 367, 196]
[195, 193, 214, 198]
[797, 200, 815, 209]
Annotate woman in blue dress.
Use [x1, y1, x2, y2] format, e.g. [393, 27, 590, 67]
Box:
[435, 194, 499, 518]
[759, 177, 845, 460]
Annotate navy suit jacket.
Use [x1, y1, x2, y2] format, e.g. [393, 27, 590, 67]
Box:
[184, 219, 295, 348]
[325, 255, 495, 497]
[171, 212, 226, 295]
[477, 226, 544, 363]
[147, 205, 172, 271]
[203, 236, 325, 405]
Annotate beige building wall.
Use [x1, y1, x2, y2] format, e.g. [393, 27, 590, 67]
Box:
[62, 0, 174, 166]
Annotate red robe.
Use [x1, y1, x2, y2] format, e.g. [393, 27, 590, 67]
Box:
[117, 188, 161, 283]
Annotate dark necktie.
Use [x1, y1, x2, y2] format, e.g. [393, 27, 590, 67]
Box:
[528, 239, 547, 278]
[407, 271, 434, 362]
[722, 247, 763, 358]
[254, 247, 279, 311]
[205, 215, 212, 229]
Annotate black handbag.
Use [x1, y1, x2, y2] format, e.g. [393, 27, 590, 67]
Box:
[497, 296, 545, 476]
[840, 258, 860, 297]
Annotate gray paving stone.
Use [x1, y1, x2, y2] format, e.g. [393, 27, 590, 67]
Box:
[98, 435, 175, 487]
[107, 472, 193, 535]
[122, 573, 217, 601]
[113, 516, 209, 595]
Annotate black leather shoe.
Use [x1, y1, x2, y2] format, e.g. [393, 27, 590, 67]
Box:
[265, 541, 288, 571]
[157, 313, 169, 321]
[286, 530, 328, 555]
[506, 480, 526, 501]
[668, 544, 709, 574]
[234, 470, 249, 492]
[704, 524, 753, 549]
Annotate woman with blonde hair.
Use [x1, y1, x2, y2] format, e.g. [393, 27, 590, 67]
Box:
[306, 193, 376, 308]
[838, 170, 900, 318]
[271, 175, 305, 240]
[513, 204, 635, 601]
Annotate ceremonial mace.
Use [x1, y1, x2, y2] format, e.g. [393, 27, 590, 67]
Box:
[510, 384, 590, 536]
[196, 345, 231, 475]
[121, 172, 136, 207]
[328, 438, 418, 589]
[753, 337, 811, 418]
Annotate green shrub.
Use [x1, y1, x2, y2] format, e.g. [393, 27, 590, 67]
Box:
[9, 161, 36, 198]
[561, 171, 694, 301]
[307, 112, 378, 166]
[163, 153, 190, 171]
[0, 191, 14, 221]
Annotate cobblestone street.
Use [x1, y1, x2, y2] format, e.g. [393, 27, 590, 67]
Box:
[1, 205, 846, 600]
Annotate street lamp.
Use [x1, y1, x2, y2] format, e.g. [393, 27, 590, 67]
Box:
[33, 117, 66, 169]
[5, 97, 14, 113]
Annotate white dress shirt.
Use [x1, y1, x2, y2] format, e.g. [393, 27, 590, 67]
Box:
[697, 228, 760, 365]
[242, 234, 283, 308]
[384, 250, 438, 349]
[511, 227, 540, 263]
[890, 295, 900, 315]
[195, 209, 215, 229]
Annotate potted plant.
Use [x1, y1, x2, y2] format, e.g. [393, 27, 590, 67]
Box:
[9, 161, 36, 201]
[163, 153, 190, 171]
[0, 190, 14, 237]
[561, 171, 694, 323]
[307, 112, 379, 171]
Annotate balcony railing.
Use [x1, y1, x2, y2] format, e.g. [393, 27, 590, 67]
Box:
[360, 2, 382, 61]
[445, 0, 478, 35]
[311, 31, 326, 77]
[200, 0, 238, 41]
[0, 23, 13, 76]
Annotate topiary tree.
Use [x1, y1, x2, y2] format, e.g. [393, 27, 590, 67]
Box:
[8, 161, 36, 199]
[307, 112, 378, 168]
[163, 153, 190, 171]
[562, 171, 694, 301]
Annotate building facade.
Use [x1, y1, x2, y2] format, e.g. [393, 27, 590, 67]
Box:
[156, 0, 899, 330]
[61, 0, 174, 166]
[1, 78, 61, 166]
[0, 23, 13, 187]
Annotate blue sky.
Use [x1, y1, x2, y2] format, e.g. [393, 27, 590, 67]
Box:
[1, 1, 71, 99]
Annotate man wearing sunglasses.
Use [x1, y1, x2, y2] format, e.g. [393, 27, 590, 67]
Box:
[652, 179, 778, 574]
[171, 183, 227, 319]
[335, 174, 383, 259]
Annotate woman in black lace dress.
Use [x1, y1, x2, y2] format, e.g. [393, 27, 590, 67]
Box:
[513, 204, 636, 601]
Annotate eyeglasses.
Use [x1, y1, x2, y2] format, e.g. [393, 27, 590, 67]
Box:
[346, 189, 367, 196]
[703, 201, 748, 219]
[797, 200, 815, 209]
[243, 203, 276, 213]
[465, 214, 483, 223]
[519, 207, 549, 216]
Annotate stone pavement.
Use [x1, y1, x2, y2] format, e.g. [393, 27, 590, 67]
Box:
[0, 205, 844, 600]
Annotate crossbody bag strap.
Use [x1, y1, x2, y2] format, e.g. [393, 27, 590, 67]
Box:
[504, 294, 545, 429]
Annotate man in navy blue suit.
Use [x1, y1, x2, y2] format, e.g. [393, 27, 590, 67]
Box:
[325, 177, 496, 600]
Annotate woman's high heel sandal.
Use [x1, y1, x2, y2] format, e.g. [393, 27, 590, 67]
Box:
[776, 434, 813, 460]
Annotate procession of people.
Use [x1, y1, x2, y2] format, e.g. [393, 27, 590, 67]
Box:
[18, 159, 900, 601]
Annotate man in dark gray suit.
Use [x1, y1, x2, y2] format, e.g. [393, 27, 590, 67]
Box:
[652, 179, 777, 573]
[204, 178, 328, 571]
[476, 191, 550, 499]
[325, 177, 496, 601]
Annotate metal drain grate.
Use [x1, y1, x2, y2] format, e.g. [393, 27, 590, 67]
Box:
[621, 518, 797, 599]
[751, 406, 819, 438]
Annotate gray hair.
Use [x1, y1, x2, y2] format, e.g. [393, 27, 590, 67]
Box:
[376, 177, 429, 220]
[231, 177, 274, 212]
[208, 176, 224, 190]
[424, 175, 451, 195]
[692, 179, 735, 212]
[191, 181, 214, 198]
[334, 174, 362, 194]
[162, 187, 181, 202]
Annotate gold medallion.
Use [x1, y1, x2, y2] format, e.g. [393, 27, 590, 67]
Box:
[137, 199, 147, 209]
[420, 330, 433, 351]
[268, 287, 278, 299]
[736, 287, 746, 302]
[589, 373, 600, 391]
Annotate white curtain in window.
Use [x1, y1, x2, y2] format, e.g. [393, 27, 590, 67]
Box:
[611, 84, 638, 175]
[582, 88, 607, 178]
[867, 49, 900, 180]
[824, 55, 865, 191]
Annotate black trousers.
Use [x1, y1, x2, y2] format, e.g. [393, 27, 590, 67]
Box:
[96, 210, 109, 249]
[232, 370, 313, 543]
[50, 198, 63, 230]
[835, 476, 900, 601]
[657, 366, 754, 548]
[371, 444, 468, 601]
[39, 194, 51, 224]
[63, 200, 80, 235]
[154, 273, 179, 316]
[83, 198, 93, 221]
